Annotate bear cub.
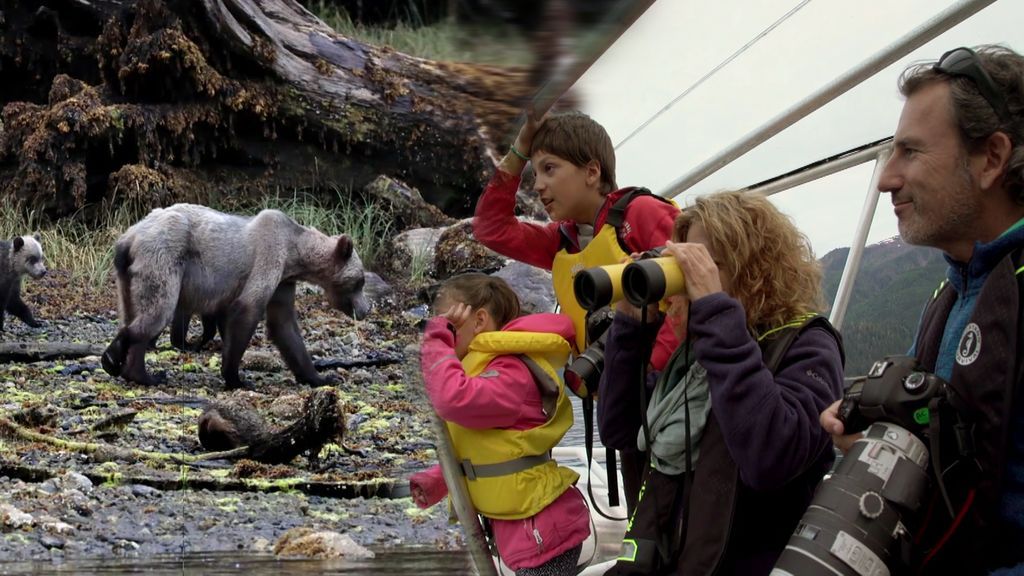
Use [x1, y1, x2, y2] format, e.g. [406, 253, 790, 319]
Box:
[0, 234, 47, 332]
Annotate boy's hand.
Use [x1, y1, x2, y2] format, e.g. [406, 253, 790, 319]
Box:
[513, 107, 547, 158]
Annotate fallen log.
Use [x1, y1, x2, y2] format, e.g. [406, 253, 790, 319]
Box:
[0, 0, 537, 218]
[0, 342, 106, 362]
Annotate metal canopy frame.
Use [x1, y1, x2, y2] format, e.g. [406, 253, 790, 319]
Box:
[658, 0, 998, 331]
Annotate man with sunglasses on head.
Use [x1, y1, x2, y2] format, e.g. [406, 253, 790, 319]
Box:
[820, 45, 1024, 575]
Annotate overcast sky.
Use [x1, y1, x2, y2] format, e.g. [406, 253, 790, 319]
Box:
[571, 0, 1022, 256]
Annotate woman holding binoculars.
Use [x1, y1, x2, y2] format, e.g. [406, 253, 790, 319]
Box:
[599, 190, 845, 576]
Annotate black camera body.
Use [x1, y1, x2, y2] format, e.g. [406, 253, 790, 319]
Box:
[838, 355, 947, 435]
[772, 355, 950, 576]
[564, 306, 615, 398]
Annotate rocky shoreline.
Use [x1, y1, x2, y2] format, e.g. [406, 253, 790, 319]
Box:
[0, 270, 464, 564]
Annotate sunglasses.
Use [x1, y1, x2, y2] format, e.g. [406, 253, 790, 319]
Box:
[934, 47, 1012, 126]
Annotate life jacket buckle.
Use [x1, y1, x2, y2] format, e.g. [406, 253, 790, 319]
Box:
[460, 459, 478, 481]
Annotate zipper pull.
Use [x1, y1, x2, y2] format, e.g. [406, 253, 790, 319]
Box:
[533, 527, 543, 546]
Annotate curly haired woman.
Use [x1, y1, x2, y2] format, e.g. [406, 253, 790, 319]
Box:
[600, 190, 845, 576]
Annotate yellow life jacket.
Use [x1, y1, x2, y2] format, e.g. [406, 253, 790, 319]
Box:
[447, 329, 579, 520]
[552, 189, 677, 353]
[553, 222, 631, 353]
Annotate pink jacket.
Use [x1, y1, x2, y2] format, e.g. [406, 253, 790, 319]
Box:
[411, 313, 591, 570]
[472, 169, 679, 369]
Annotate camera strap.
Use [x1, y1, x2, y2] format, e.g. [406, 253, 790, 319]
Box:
[638, 304, 654, 450]
[582, 395, 627, 521]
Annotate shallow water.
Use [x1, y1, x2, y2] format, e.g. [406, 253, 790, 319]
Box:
[0, 548, 474, 575]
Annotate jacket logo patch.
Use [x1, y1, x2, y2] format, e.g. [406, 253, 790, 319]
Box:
[956, 323, 981, 366]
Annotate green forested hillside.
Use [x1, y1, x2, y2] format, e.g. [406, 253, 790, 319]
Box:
[819, 238, 948, 376]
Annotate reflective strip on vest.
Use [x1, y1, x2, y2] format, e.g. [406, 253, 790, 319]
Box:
[757, 312, 818, 342]
[446, 329, 579, 520]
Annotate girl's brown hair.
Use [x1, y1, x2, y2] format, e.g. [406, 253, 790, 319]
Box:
[673, 191, 824, 333]
[436, 273, 521, 328]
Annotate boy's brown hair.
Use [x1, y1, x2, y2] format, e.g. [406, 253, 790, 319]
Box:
[532, 111, 617, 194]
[436, 273, 521, 328]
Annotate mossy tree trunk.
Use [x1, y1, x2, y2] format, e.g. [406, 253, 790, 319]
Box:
[0, 0, 535, 219]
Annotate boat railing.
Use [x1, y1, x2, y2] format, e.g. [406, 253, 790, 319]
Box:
[659, 0, 996, 332]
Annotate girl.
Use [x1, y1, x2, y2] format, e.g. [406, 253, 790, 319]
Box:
[410, 273, 591, 575]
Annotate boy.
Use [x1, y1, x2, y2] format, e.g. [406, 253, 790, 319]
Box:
[473, 110, 679, 513]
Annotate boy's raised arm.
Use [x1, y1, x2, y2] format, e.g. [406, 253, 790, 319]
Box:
[473, 169, 563, 270]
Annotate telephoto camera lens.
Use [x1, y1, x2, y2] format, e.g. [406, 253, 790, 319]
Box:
[771, 422, 930, 576]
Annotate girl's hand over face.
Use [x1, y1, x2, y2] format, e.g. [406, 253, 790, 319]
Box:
[442, 302, 474, 331]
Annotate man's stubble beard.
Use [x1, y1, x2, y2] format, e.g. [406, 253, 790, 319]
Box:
[900, 155, 980, 252]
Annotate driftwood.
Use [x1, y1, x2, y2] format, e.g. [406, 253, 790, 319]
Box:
[0, 461, 407, 499]
[0, 342, 106, 362]
[1, 389, 346, 467]
[313, 352, 404, 371]
[0, 415, 240, 465]
[67, 409, 139, 436]
[0, 0, 539, 219]
[198, 387, 347, 464]
[73, 396, 211, 410]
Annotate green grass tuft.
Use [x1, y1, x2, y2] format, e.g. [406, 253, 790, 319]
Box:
[0, 190, 395, 289]
[306, 0, 532, 66]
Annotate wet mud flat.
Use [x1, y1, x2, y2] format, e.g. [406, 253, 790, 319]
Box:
[0, 272, 463, 563]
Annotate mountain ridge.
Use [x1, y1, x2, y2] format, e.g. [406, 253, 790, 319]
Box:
[818, 235, 947, 375]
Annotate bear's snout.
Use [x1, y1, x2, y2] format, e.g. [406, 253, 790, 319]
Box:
[350, 296, 371, 320]
[334, 292, 371, 320]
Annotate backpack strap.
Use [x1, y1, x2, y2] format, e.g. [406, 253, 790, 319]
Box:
[604, 188, 650, 229]
[759, 313, 845, 372]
